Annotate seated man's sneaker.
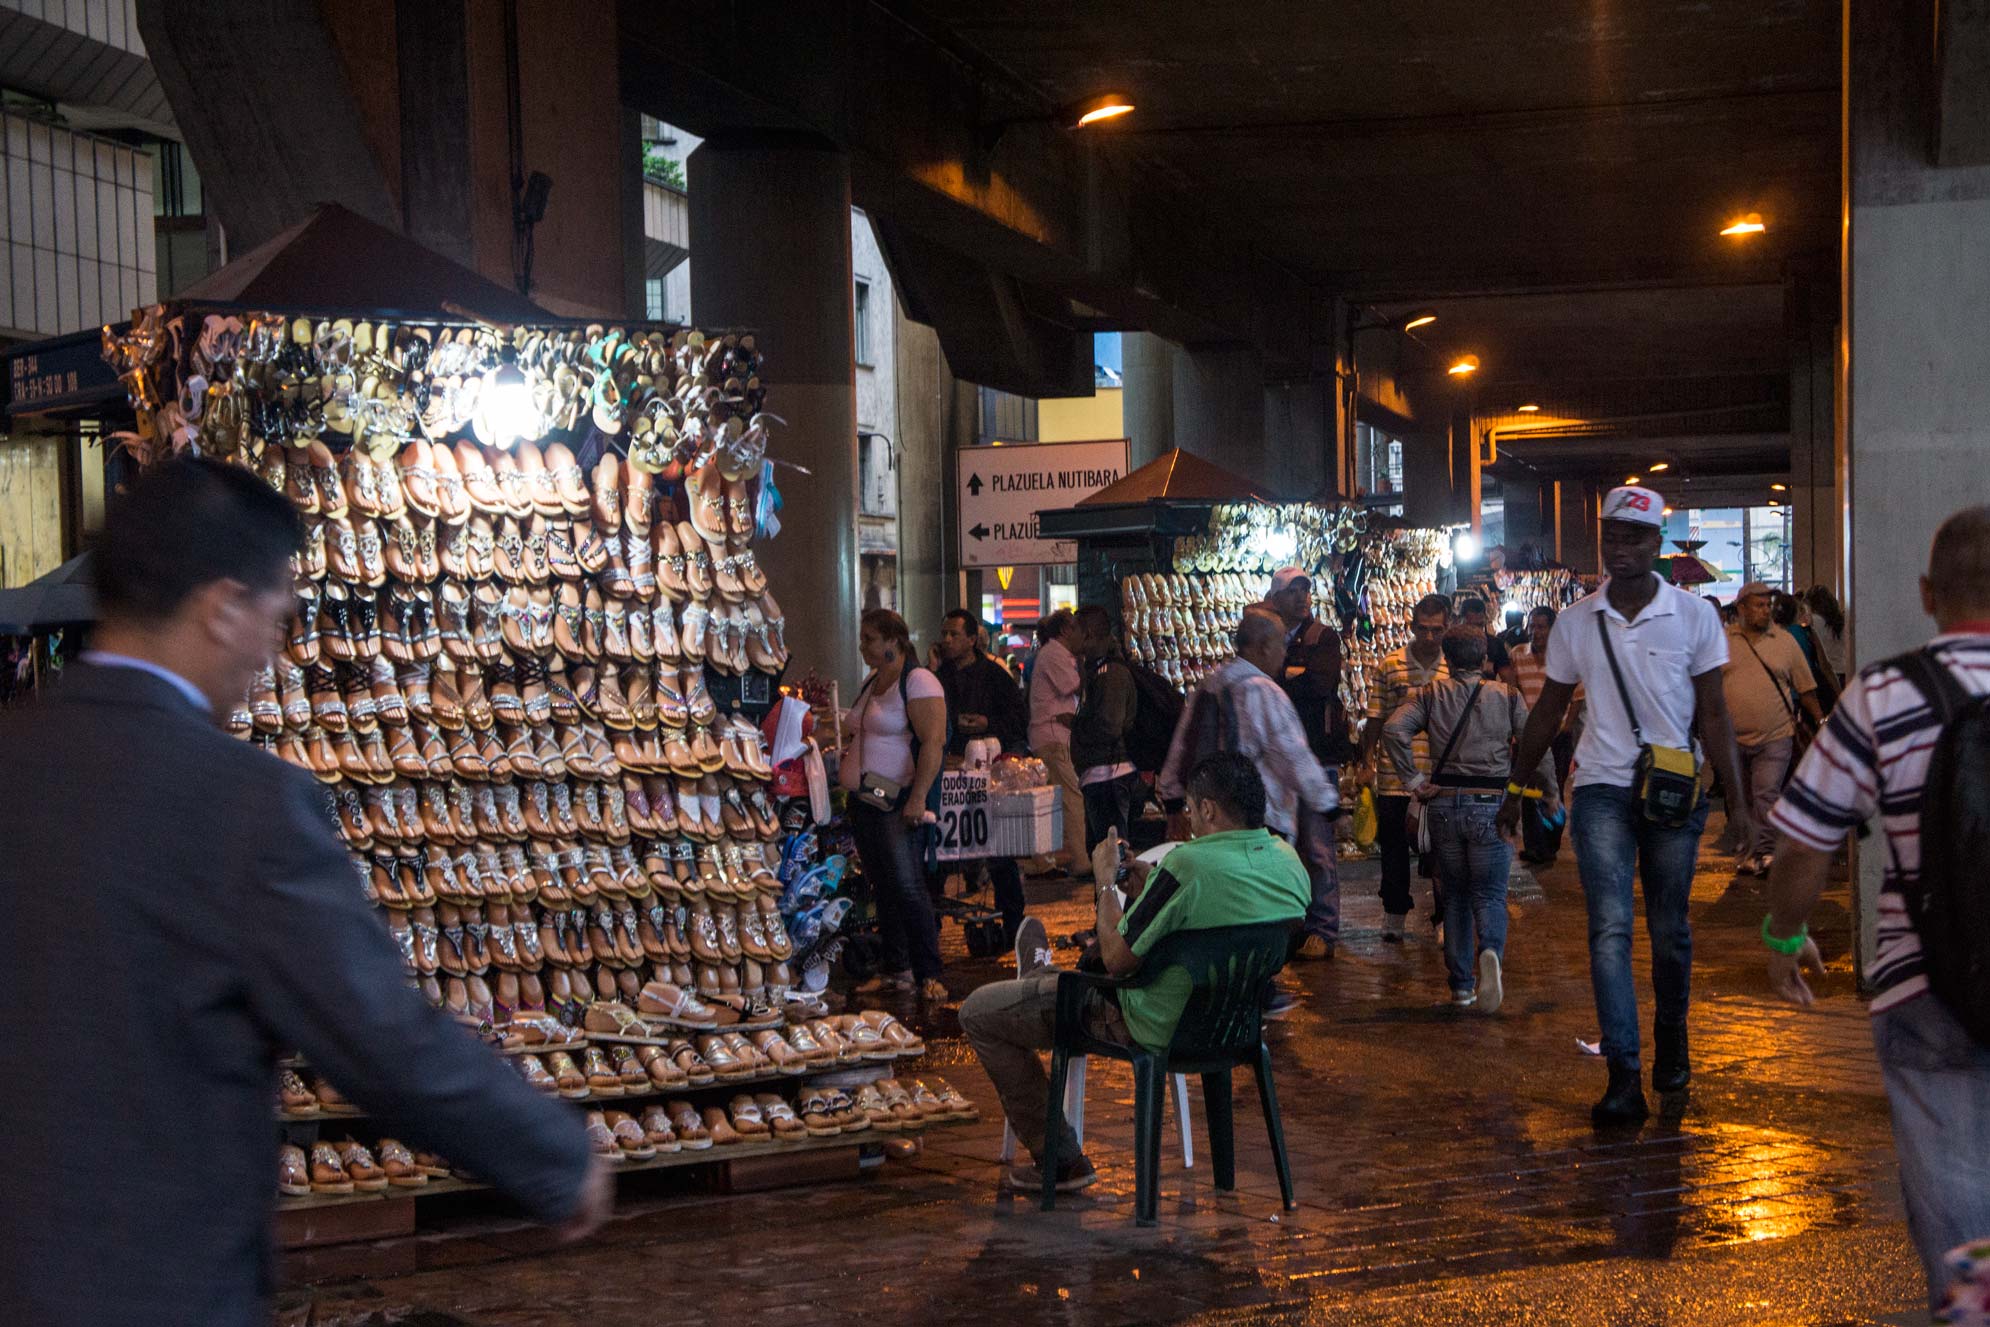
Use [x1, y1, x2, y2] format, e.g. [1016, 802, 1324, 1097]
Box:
[1012, 917, 1053, 977]
[1007, 1155, 1098, 1193]
[1263, 989, 1301, 1020]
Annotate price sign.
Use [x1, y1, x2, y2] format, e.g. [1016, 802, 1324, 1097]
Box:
[934, 769, 992, 861]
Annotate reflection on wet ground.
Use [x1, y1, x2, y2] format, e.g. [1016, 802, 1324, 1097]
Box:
[281, 816, 1924, 1326]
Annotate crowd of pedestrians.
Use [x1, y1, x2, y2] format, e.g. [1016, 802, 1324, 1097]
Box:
[830, 491, 1990, 1312]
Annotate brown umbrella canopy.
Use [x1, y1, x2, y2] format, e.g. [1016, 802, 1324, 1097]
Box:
[174, 204, 550, 325]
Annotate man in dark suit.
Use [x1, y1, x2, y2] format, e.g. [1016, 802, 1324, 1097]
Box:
[0, 458, 606, 1326]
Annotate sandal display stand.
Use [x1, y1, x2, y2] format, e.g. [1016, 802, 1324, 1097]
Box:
[103, 304, 979, 1247]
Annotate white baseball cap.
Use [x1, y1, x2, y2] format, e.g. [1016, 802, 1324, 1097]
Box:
[1267, 567, 1312, 597]
[1600, 485, 1666, 527]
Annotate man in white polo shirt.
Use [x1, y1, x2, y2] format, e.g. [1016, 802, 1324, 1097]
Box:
[1500, 486, 1750, 1126]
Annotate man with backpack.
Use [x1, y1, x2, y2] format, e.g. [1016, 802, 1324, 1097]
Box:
[1069, 605, 1141, 855]
[1760, 505, 1990, 1311]
[1157, 605, 1340, 958]
[1267, 568, 1349, 959]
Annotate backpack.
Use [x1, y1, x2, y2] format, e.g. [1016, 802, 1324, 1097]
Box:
[1891, 648, 1990, 1043]
[1174, 676, 1238, 773]
[1124, 660, 1186, 774]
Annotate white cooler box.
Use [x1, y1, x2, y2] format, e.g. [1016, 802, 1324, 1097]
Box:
[986, 786, 1062, 857]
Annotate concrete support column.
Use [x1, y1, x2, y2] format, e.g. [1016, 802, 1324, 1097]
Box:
[1263, 379, 1331, 501]
[1172, 343, 1266, 483]
[690, 136, 862, 689]
[1559, 483, 1600, 575]
[1400, 431, 1456, 529]
[1120, 331, 1176, 470]
[1501, 474, 1548, 555]
[1847, 0, 1990, 982]
[1787, 271, 1839, 595]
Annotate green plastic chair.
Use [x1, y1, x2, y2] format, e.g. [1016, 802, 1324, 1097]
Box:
[1040, 921, 1298, 1225]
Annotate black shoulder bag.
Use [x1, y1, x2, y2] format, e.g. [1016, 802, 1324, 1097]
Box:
[1415, 680, 1484, 881]
[1596, 615, 1701, 828]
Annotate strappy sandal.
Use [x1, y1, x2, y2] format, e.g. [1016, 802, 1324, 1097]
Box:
[666, 1040, 717, 1087]
[635, 980, 728, 1030]
[797, 1089, 844, 1137]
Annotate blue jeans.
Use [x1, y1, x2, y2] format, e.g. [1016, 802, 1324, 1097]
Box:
[1571, 783, 1710, 1070]
[1873, 994, 1990, 1310]
[847, 801, 943, 981]
[1427, 796, 1511, 993]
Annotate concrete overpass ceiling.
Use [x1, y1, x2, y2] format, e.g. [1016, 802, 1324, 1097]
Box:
[1371, 285, 1792, 388]
[887, 0, 1839, 292]
[622, 1, 1835, 455]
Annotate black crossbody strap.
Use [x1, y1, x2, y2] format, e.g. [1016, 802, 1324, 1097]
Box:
[1896, 647, 1970, 723]
[1596, 614, 1647, 747]
[1741, 633, 1800, 721]
[1429, 680, 1484, 780]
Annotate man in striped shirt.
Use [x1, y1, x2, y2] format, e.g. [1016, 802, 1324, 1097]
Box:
[1763, 505, 1990, 1310]
[1506, 605, 1581, 866]
[1358, 594, 1453, 939]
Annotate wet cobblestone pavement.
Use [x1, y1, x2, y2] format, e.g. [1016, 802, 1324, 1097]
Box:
[282, 816, 1927, 1326]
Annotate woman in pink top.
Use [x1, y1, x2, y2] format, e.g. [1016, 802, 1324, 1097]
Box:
[840, 609, 949, 1000]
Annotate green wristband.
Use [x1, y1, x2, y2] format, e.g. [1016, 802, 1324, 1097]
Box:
[1761, 914, 1808, 956]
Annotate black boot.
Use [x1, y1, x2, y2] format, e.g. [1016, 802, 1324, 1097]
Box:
[1653, 1021, 1690, 1093]
[1591, 1064, 1649, 1126]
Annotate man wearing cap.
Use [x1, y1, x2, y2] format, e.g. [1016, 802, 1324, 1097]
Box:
[1499, 485, 1749, 1126]
[1267, 568, 1348, 960]
[1718, 582, 1823, 877]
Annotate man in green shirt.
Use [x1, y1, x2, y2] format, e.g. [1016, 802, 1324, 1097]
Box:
[959, 754, 1309, 1194]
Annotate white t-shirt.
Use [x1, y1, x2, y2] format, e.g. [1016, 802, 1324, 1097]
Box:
[1545, 574, 1729, 789]
[852, 666, 946, 786]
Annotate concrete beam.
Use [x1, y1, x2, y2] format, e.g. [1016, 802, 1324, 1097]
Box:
[615, 0, 1320, 377]
[871, 220, 1092, 399]
[137, 0, 399, 250]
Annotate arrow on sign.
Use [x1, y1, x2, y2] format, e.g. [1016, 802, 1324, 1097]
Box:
[966, 474, 983, 496]
[969, 523, 990, 540]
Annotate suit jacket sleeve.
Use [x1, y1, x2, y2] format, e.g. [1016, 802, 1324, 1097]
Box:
[237, 770, 591, 1224]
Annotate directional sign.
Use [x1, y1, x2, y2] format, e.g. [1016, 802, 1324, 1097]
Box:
[955, 439, 1130, 567]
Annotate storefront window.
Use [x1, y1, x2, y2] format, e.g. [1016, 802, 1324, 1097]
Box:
[1662, 505, 1793, 599]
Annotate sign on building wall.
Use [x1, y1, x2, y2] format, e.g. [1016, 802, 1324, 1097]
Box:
[955, 439, 1129, 567]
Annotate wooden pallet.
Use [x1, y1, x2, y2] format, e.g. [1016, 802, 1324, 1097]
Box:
[273, 1122, 970, 1247]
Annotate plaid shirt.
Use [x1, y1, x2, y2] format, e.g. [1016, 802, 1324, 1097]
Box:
[1366, 647, 1451, 796]
[1157, 657, 1337, 837]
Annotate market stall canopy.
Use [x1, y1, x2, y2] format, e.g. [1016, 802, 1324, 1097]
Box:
[0, 553, 95, 634]
[1077, 449, 1271, 506]
[173, 203, 551, 324]
[1662, 540, 1732, 587]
